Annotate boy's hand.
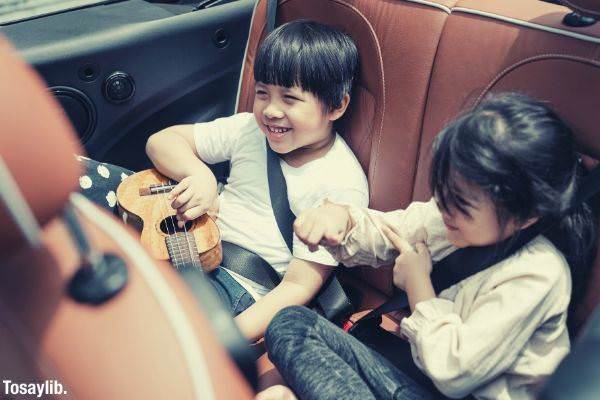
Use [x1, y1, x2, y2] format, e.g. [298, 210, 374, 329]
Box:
[168, 174, 217, 224]
[293, 200, 353, 252]
[382, 225, 432, 291]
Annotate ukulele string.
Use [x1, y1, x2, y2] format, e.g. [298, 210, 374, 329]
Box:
[161, 179, 184, 270]
[167, 179, 201, 271]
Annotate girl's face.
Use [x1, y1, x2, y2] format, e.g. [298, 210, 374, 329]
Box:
[436, 181, 529, 248]
[252, 82, 348, 160]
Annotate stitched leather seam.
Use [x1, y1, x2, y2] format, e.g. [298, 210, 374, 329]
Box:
[476, 53, 600, 106]
[410, 5, 453, 204]
[453, 7, 600, 45]
[404, 0, 451, 14]
[280, 0, 386, 203]
[235, 0, 260, 112]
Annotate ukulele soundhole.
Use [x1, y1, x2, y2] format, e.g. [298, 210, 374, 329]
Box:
[159, 217, 192, 234]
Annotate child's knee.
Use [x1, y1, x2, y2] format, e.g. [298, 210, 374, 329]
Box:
[265, 306, 314, 350]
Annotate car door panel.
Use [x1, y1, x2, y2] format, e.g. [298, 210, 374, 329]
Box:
[1, 0, 255, 170]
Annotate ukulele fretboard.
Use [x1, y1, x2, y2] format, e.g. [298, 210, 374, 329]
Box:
[165, 233, 202, 269]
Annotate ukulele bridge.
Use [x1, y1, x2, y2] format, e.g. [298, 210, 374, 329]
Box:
[139, 183, 176, 196]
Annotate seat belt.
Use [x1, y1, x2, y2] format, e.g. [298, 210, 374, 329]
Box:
[265, 143, 354, 320]
[349, 164, 600, 336]
[266, 0, 277, 36]
[348, 222, 544, 336]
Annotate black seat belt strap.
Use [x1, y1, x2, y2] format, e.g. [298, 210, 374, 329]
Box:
[349, 222, 544, 334]
[266, 0, 277, 36]
[266, 143, 354, 320]
[266, 145, 294, 251]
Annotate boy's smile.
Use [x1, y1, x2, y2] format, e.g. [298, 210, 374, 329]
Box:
[253, 82, 348, 166]
[265, 124, 292, 141]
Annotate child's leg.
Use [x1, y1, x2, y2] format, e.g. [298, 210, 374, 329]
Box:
[207, 267, 256, 316]
[75, 156, 134, 215]
[265, 306, 442, 400]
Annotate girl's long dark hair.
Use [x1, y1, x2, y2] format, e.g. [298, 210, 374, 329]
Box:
[430, 93, 597, 331]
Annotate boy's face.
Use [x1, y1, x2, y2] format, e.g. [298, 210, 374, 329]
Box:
[253, 82, 344, 157]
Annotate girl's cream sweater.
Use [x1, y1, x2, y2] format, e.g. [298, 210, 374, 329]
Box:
[328, 199, 571, 400]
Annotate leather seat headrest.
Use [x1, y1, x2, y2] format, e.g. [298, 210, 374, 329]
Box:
[0, 36, 83, 254]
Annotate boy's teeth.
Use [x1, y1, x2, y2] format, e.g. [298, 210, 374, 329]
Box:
[269, 126, 290, 133]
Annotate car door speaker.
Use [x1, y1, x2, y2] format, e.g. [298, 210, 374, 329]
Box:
[50, 86, 96, 144]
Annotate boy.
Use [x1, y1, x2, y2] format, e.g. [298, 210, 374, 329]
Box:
[146, 20, 368, 341]
[85, 20, 368, 341]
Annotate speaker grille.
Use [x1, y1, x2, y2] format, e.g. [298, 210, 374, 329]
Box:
[50, 86, 96, 144]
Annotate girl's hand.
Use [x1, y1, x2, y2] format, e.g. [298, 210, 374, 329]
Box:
[382, 225, 432, 291]
[168, 174, 217, 225]
[293, 200, 353, 252]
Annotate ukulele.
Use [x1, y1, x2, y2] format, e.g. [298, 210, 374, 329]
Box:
[116, 169, 222, 272]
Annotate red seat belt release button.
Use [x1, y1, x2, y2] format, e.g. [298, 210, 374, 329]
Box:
[342, 319, 354, 332]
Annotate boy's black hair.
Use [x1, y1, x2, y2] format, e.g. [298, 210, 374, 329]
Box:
[429, 92, 597, 332]
[253, 19, 359, 110]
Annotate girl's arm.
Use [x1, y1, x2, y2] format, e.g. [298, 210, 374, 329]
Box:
[400, 253, 570, 398]
[324, 199, 454, 268]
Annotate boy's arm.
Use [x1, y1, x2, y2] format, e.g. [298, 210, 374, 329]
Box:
[145, 124, 216, 185]
[146, 124, 219, 219]
[234, 258, 334, 342]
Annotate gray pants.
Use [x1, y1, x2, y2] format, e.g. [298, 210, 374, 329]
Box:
[265, 306, 447, 400]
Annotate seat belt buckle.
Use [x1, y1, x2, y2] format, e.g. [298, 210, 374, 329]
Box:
[347, 316, 382, 338]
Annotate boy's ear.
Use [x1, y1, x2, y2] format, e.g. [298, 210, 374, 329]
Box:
[328, 93, 351, 122]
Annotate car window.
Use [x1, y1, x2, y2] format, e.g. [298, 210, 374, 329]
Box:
[0, 0, 123, 25]
[0, 0, 241, 25]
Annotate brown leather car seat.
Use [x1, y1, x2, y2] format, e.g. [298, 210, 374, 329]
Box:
[237, 0, 459, 304]
[236, 0, 459, 386]
[414, 0, 600, 332]
[239, 0, 600, 370]
[0, 36, 253, 400]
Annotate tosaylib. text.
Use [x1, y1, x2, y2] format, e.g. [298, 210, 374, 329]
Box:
[3, 379, 67, 397]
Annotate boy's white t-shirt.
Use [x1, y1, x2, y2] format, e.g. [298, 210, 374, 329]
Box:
[194, 112, 369, 299]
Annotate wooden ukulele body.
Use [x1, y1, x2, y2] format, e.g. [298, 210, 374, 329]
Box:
[116, 169, 221, 271]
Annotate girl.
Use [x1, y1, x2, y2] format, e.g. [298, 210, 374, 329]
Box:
[256, 93, 597, 400]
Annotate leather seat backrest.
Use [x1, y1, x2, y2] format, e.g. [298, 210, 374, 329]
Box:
[0, 37, 82, 254]
[236, 0, 458, 295]
[0, 36, 253, 399]
[413, 0, 600, 331]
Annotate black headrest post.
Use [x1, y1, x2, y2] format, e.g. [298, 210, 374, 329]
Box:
[64, 197, 128, 305]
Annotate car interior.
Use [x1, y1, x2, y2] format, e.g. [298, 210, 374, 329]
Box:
[1, 0, 600, 398]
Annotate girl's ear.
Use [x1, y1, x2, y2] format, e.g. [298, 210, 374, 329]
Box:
[328, 93, 351, 122]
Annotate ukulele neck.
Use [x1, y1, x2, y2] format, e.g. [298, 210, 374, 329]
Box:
[165, 232, 202, 269]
